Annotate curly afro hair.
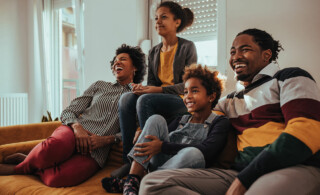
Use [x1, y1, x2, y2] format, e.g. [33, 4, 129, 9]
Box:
[110, 44, 146, 83]
[183, 64, 224, 109]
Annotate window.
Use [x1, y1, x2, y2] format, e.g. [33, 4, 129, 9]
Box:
[52, 0, 84, 115]
[151, 0, 226, 73]
[60, 7, 80, 110]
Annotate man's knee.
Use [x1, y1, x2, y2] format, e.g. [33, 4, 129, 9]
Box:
[140, 171, 175, 195]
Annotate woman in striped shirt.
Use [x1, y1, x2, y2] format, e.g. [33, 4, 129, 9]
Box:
[0, 44, 146, 187]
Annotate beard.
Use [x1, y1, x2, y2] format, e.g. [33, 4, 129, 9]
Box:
[234, 72, 250, 82]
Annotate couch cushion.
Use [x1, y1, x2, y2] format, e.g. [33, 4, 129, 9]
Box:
[0, 122, 61, 145]
[0, 139, 44, 163]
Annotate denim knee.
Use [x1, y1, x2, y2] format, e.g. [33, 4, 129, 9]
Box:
[158, 147, 205, 170]
[144, 114, 167, 129]
[119, 92, 137, 112]
[178, 147, 204, 162]
[136, 93, 152, 105]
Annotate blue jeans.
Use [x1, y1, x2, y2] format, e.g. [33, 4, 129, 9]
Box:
[119, 92, 187, 163]
[128, 115, 205, 171]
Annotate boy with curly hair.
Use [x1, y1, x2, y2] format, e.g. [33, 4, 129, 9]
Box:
[102, 64, 234, 195]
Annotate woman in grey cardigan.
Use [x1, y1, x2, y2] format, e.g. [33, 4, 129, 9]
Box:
[112, 1, 198, 179]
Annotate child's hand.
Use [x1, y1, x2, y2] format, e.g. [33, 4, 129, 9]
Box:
[134, 135, 162, 163]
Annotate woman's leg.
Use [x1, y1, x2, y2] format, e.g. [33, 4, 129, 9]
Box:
[118, 92, 139, 164]
[14, 125, 75, 174]
[39, 154, 100, 187]
[112, 92, 139, 178]
[157, 147, 205, 170]
[136, 94, 187, 129]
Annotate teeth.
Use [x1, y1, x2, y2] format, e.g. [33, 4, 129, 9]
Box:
[235, 64, 246, 69]
[187, 102, 194, 106]
[116, 67, 123, 71]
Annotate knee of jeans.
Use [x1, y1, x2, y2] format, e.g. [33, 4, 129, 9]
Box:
[146, 114, 166, 127]
[178, 147, 204, 161]
[136, 94, 153, 110]
[119, 92, 136, 110]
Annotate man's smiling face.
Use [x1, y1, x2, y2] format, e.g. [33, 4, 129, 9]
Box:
[229, 34, 271, 84]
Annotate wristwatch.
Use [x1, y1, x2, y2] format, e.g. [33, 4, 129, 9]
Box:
[114, 135, 120, 144]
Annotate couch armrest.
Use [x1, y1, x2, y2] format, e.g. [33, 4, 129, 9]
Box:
[0, 139, 44, 163]
[0, 121, 61, 145]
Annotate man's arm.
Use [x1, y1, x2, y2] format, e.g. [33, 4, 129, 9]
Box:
[236, 68, 320, 189]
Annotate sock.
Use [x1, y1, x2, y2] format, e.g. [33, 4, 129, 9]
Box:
[123, 174, 141, 195]
[110, 163, 131, 178]
[4, 153, 27, 164]
[101, 176, 125, 193]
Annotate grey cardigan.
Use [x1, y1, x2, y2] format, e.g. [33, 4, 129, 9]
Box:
[147, 37, 197, 94]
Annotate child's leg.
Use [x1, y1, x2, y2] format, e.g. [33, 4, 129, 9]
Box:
[157, 147, 205, 170]
[15, 125, 76, 174]
[38, 154, 100, 187]
[127, 114, 170, 170]
[102, 115, 170, 194]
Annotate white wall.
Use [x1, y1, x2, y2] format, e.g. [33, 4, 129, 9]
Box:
[224, 0, 320, 95]
[1, 0, 319, 124]
[83, 0, 148, 88]
[0, 0, 29, 93]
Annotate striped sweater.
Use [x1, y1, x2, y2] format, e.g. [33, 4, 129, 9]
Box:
[215, 63, 320, 188]
[60, 80, 132, 167]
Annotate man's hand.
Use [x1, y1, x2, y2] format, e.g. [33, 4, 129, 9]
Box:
[133, 86, 163, 95]
[226, 178, 247, 195]
[72, 123, 93, 155]
[134, 135, 162, 163]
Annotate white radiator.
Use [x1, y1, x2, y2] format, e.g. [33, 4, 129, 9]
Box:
[0, 93, 28, 126]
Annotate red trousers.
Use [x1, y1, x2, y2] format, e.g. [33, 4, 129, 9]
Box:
[15, 125, 100, 187]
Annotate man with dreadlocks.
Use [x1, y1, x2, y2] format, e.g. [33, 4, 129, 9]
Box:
[139, 28, 320, 195]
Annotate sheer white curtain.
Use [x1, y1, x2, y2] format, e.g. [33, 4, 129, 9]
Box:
[34, 0, 84, 119]
[74, 0, 85, 95]
[34, 0, 58, 118]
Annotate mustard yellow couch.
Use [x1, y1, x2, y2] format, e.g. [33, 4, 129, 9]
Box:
[0, 120, 237, 195]
[0, 121, 123, 195]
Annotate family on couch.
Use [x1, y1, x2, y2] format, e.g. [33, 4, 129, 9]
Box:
[1, 1, 320, 195]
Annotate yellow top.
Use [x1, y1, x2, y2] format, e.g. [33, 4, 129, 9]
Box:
[158, 42, 178, 87]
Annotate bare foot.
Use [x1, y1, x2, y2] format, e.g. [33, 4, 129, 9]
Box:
[4, 153, 27, 164]
[0, 164, 15, 175]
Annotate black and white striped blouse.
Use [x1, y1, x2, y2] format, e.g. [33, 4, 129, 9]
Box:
[60, 80, 132, 167]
